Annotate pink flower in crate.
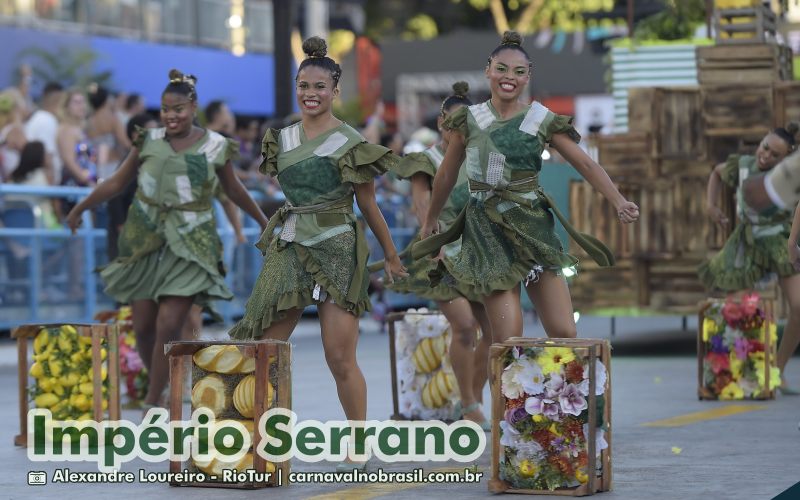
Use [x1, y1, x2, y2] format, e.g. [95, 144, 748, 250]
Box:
[559, 384, 588, 416]
[721, 300, 743, 327]
[740, 293, 760, 317]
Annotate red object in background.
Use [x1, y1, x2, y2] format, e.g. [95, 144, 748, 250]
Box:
[357, 36, 382, 122]
[539, 95, 575, 116]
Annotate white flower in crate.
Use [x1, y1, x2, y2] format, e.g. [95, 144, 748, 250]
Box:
[578, 360, 607, 396]
[499, 420, 521, 448]
[396, 358, 416, 388]
[418, 314, 447, 338]
[501, 362, 525, 399]
[394, 324, 416, 355]
[515, 357, 545, 395]
[403, 308, 429, 327]
[583, 424, 609, 456]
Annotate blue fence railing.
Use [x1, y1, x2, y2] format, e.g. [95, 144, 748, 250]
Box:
[0, 184, 423, 330]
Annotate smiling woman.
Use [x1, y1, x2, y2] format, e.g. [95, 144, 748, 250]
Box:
[414, 30, 639, 346]
[229, 37, 406, 472]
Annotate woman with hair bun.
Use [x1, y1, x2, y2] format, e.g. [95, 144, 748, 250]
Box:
[703, 122, 800, 394]
[66, 69, 269, 410]
[389, 81, 492, 430]
[417, 31, 639, 345]
[229, 37, 406, 469]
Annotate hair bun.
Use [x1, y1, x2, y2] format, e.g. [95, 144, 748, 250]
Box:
[169, 69, 184, 81]
[786, 121, 800, 137]
[501, 31, 523, 47]
[451, 81, 469, 97]
[302, 36, 328, 58]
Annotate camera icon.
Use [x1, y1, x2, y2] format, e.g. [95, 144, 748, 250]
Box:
[28, 471, 47, 485]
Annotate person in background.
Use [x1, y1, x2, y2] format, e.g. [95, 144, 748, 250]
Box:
[8, 141, 57, 226]
[0, 91, 27, 182]
[233, 116, 262, 187]
[24, 82, 63, 183]
[205, 100, 235, 137]
[86, 84, 131, 181]
[118, 93, 145, 127]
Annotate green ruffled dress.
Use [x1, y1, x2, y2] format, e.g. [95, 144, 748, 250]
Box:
[101, 127, 237, 306]
[229, 122, 398, 339]
[699, 154, 797, 291]
[410, 101, 614, 299]
[388, 144, 475, 302]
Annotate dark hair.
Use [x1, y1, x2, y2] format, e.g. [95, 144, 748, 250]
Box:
[205, 100, 227, 124]
[125, 93, 142, 111]
[87, 84, 109, 110]
[441, 81, 473, 115]
[163, 69, 197, 102]
[10, 141, 45, 183]
[296, 37, 342, 88]
[42, 82, 63, 96]
[773, 122, 799, 149]
[126, 113, 157, 141]
[488, 31, 531, 68]
[236, 115, 257, 130]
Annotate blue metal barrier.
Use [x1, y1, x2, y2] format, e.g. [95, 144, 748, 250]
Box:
[0, 184, 423, 329]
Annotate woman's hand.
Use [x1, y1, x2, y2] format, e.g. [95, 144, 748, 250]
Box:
[708, 204, 729, 227]
[419, 219, 440, 239]
[615, 200, 639, 224]
[66, 206, 83, 234]
[789, 241, 800, 272]
[383, 253, 408, 284]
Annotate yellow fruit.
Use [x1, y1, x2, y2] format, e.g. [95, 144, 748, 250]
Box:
[74, 394, 91, 411]
[78, 336, 93, 346]
[60, 325, 77, 336]
[49, 360, 62, 377]
[238, 357, 256, 374]
[52, 383, 64, 396]
[421, 370, 456, 408]
[79, 382, 94, 395]
[100, 348, 107, 361]
[77, 413, 92, 421]
[87, 366, 107, 381]
[35, 393, 59, 408]
[29, 362, 44, 378]
[412, 335, 447, 373]
[57, 336, 74, 353]
[193, 345, 245, 374]
[193, 346, 225, 370]
[233, 375, 274, 418]
[38, 378, 54, 392]
[34, 329, 50, 354]
[191, 375, 229, 416]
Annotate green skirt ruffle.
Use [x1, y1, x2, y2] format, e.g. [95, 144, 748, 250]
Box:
[431, 197, 577, 299]
[229, 230, 371, 339]
[101, 244, 233, 305]
[698, 223, 797, 292]
[387, 235, 462, 302]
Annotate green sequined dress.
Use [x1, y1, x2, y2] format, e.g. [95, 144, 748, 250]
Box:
[410, 101, 614, 300]
[699, 154, 798, 291]
[388, 144, 475, 302]
[229, 122, 398, 339]
[101, 127, 238, 306]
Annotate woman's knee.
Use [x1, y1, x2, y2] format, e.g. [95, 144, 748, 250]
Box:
[325, 349, 357, 380]
[547, 324, 577, 339]
[449, 317, 480, 347]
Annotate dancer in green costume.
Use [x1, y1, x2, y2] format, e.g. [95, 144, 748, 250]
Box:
[67, 70, 269, 408]
[417, 31, 639, 343]
[391, 82, 493, 429]
[703, 123, 799, 394]
[229, 38, 407, 468]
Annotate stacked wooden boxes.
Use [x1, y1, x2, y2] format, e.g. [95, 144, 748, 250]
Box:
[165, 340, 290, 489]
[713, 4, 778, 44]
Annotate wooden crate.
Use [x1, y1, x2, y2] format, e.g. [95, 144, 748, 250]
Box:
[773, 81, 800, 130]
[568, 180, 639, 260]
[488, 338, 611, 495]
[713, 6, 778, 44]
[13, 323, 120, 447]
[596, 133, 653, 180]
[632, 180, 676, 259]
[627, 87, 705, 162]
[698, 295, 777, 400]
[569, 259, 641, 310]
[386, 310, 458, 421]
[701, 84, 773, 139]
[697, 44, 792, 85]
[165, 340, 291, 489]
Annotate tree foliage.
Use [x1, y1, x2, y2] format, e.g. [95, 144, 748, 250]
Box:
[18, 47, 112, 89]
[451, 0, 617, 34]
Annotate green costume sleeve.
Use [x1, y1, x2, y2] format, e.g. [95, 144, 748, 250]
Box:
[441, 106, 469, 140]
[544, 113, 581, 144]
[339, 142, 400, 184]
[720, 154, 741, 188]
[219, 137, 240, 170]
[393, 152, 436, 180]
[258, 128, 280, 177]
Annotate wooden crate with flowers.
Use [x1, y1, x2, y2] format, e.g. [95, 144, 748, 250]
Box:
[165, 339, 290, 488]
[95, 307, 148, 407]
[12, 323, 120, 446]
[387, 309, 459, 421]
[698, 293, 779, 400]
[488, 338, 611, 496]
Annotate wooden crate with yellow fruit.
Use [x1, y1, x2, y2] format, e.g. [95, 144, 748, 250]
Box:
[165, 339, 290, 489]
[387, 309, 459, 421]
[13, 323, 121, 446]
[488, 338, 612, 496]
